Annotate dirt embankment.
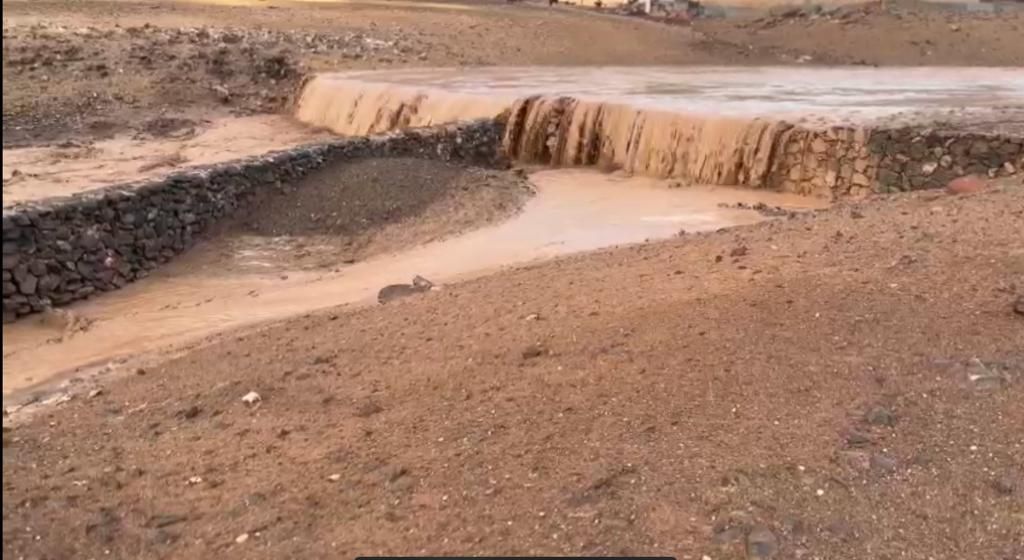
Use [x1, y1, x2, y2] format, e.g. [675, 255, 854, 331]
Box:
[4, 180, 1022, 559]
[0, 23, 391, 147]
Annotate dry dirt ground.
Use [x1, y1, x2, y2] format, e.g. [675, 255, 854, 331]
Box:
[694, 0, 1024, 66]
[4, 0, 1024, 147]
[3, 180, 1023, 559]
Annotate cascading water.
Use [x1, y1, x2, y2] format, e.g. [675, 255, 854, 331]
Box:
[294, 76, 512, 136]
[500, 96, 795, 188]
[293, 73, 868, 196]
[293, 67, 1024, 196]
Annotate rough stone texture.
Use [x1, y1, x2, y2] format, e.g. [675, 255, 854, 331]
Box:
[4, 114, 1021, 323]
[2, 120, 505, 322]
[769, 125, 877, 198]
[867, 127, 1024, 194]
[769, 125, 1022, 198]
[500, 103, 1021, 199]
[946, 175, 988, 195]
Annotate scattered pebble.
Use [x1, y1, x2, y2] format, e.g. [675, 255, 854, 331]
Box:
[946, 175, 986, 195]
[729, 245, 749, 258]
[746, 525, 779, 558]
[870, 453, 899, 474]
[845, 430, 873, 446]
[864, 405, 896, 427]
[353, 400, 384, 418]
[521, 343, 547, 360]
[991, 475, 1016, 496]
[235, 533, 249, 544]
[180, 405, 202, 420]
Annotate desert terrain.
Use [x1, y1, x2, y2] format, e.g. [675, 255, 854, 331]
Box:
[3, 1, 1023, 559]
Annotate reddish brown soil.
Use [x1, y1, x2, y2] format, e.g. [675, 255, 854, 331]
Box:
[4, 181, 1022, 559]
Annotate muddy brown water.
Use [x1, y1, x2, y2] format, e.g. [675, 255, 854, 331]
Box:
[2, 169, 824, 402]
[297, 66, 1024, 132]
[2, 114, 332, 206]
[8, 65, 1018, 404]
[295, 66, 1024, 188]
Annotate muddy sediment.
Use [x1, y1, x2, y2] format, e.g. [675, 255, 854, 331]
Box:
[1, 115, 334, 206]
[2, 168, 823, 399]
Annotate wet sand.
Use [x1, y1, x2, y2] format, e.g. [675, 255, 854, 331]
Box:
[2, 169, 825, 400]
[2, 114, 331, 206]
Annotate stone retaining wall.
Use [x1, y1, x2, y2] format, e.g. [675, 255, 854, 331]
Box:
[771, 125, 1023, 198]
[770, 126, 876, 198]
[3, 115, 1021, 322]
[868, 127, 1023, 193]
[498, 96, 1023, 199]
[2, 120, 504, 322]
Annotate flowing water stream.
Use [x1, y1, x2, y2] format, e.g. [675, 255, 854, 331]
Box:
[5, 65, 1022, 403]
[3, 170, 824, 400]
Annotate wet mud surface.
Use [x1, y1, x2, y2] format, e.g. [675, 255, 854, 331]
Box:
[3, 167, 821, 399]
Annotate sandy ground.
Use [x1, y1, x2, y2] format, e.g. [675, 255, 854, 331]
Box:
[3, 180, 1022, 559]
[694, 0, 1024, 66]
